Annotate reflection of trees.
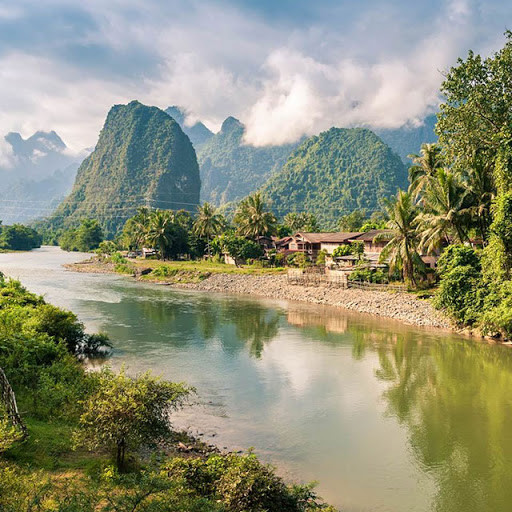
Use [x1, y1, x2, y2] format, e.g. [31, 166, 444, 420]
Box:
[352, 328, 512, 512]
[223, 301, 280, 358]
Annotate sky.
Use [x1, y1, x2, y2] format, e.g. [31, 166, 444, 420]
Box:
[0, 0, 509, 153]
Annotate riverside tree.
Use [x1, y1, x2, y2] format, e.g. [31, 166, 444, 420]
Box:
[72, 368, 191, 470]
[193, 202, 225, 256]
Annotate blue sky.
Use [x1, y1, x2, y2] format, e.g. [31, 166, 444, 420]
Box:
[0, 0, 508, 153]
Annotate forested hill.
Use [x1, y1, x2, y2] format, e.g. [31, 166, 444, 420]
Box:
[375, 114, 437, 162]
[164, 106, 214, 149]
[259, 127, 407, 228]
[46, 101, 200, 238]
[197, 116, 299, 205]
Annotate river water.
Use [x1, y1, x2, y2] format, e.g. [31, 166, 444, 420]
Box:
[2, 246, 512, 512]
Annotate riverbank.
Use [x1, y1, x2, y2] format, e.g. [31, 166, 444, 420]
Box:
[68, 258, 451, 329]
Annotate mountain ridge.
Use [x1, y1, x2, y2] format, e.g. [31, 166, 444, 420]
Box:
[46, 101, 201, 237]
[259, 127, 408, 228]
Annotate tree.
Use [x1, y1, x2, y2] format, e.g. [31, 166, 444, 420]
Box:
[339, 210, 366, 231]
[146, 210, 177, 260]
[73, 368, 191, 470]
[0, 224, 42, 251]
[416, 168, 470, 253]
[59, 219, 103, 252]
[378, 191, 425, 286]
[283, 212, 319, 232]
[408, 143, 444, 200]
[193, 203, 225, 257]
[437, 31, 512, 174]
[222, 234, 263, 265]
[463, 150, 494, 242]
[233, 192, 277, 238]
[121, 206, 151, 250]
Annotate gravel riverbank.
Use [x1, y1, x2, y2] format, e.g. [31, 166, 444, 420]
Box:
[175, 273, 451, 329]
[67, 261, 451, 329]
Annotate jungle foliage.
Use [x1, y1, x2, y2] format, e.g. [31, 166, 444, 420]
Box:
[44, 101, 201, 238]
[259, 128, 407, 229]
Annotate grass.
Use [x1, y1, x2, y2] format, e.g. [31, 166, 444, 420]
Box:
[5, 416, 105, 473]
[129, 258, 285, 275]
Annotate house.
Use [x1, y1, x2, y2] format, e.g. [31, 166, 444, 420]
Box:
[286, 232, 361, 258]
[255, 235, 276, 251]
[348, 230, 392, 254]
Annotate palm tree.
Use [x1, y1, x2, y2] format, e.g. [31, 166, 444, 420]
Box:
[193, 202, 225, 256]
[284, 212, 319, 232]
[464, 151, 494, 242]
[416, 168, 470, 253]
[233, 192, 277, 239]
[408, 143, 443, 200]
[378, 190, 425, 286]
[146, 210, 176, 260]
[121, 206, 151, 250]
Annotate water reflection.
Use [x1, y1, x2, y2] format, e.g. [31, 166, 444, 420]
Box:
[344, 326, 512, 512]
[3, 247, 512, 512]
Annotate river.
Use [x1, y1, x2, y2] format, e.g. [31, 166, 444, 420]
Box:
[2, 246, 512, 512]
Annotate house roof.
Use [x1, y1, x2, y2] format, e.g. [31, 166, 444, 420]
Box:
[296, 232, 362, 244]
[348, 229, 393, 242]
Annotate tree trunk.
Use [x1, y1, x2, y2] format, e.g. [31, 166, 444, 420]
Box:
[117, 438, 126, 471]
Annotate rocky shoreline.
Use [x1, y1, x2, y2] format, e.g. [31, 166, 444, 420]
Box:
[175, 273, 451, 329]
[68, 261, 451, 329]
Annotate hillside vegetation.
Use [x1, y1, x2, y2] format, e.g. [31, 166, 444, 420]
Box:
[46, 101, 200, 238]
[260, 127, 407, 228]
[197, 117, 298, 205]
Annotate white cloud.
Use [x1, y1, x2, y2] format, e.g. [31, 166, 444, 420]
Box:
[243, 1, 479, 146]
[0, 0, 507, 148]
[0, 137, 15, 169]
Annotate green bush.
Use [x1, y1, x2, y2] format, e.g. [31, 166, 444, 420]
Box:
[316, 250, 327, 266]
[114, 263, 135, 275]
[436, 244, 481, 276]
[151, 265, 179, 277]
[349, 268, 387, 284]
[434, 265, 483, 324]
[480, 281, 512, 336]
[332, 245, 352, 258]
[166, 452, 335, 512]
[287, 252, 310, 269]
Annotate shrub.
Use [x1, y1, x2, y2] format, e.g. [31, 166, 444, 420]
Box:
[434, 265, 483, 324]
[332, 245, 352, 258]
[480, 281, 512, 336]
[316, 250, 327, 266]
[110, 252, 127, 264]
[151, 265, 178, 277]
[166, 452, 335, 512]
[97, 240, 117, 255]
[436, 244, 481, 276]
[349, 268, 387, 284]
[287, 252, 310, 269]
[0, 405, 23, 453]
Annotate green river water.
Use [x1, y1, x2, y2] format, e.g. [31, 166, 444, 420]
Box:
[1, 246, 512, 512]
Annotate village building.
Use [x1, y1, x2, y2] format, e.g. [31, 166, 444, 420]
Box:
[285, 232, 360, 258]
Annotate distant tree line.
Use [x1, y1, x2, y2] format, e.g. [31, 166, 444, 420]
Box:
[0, 221, 41, 251]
